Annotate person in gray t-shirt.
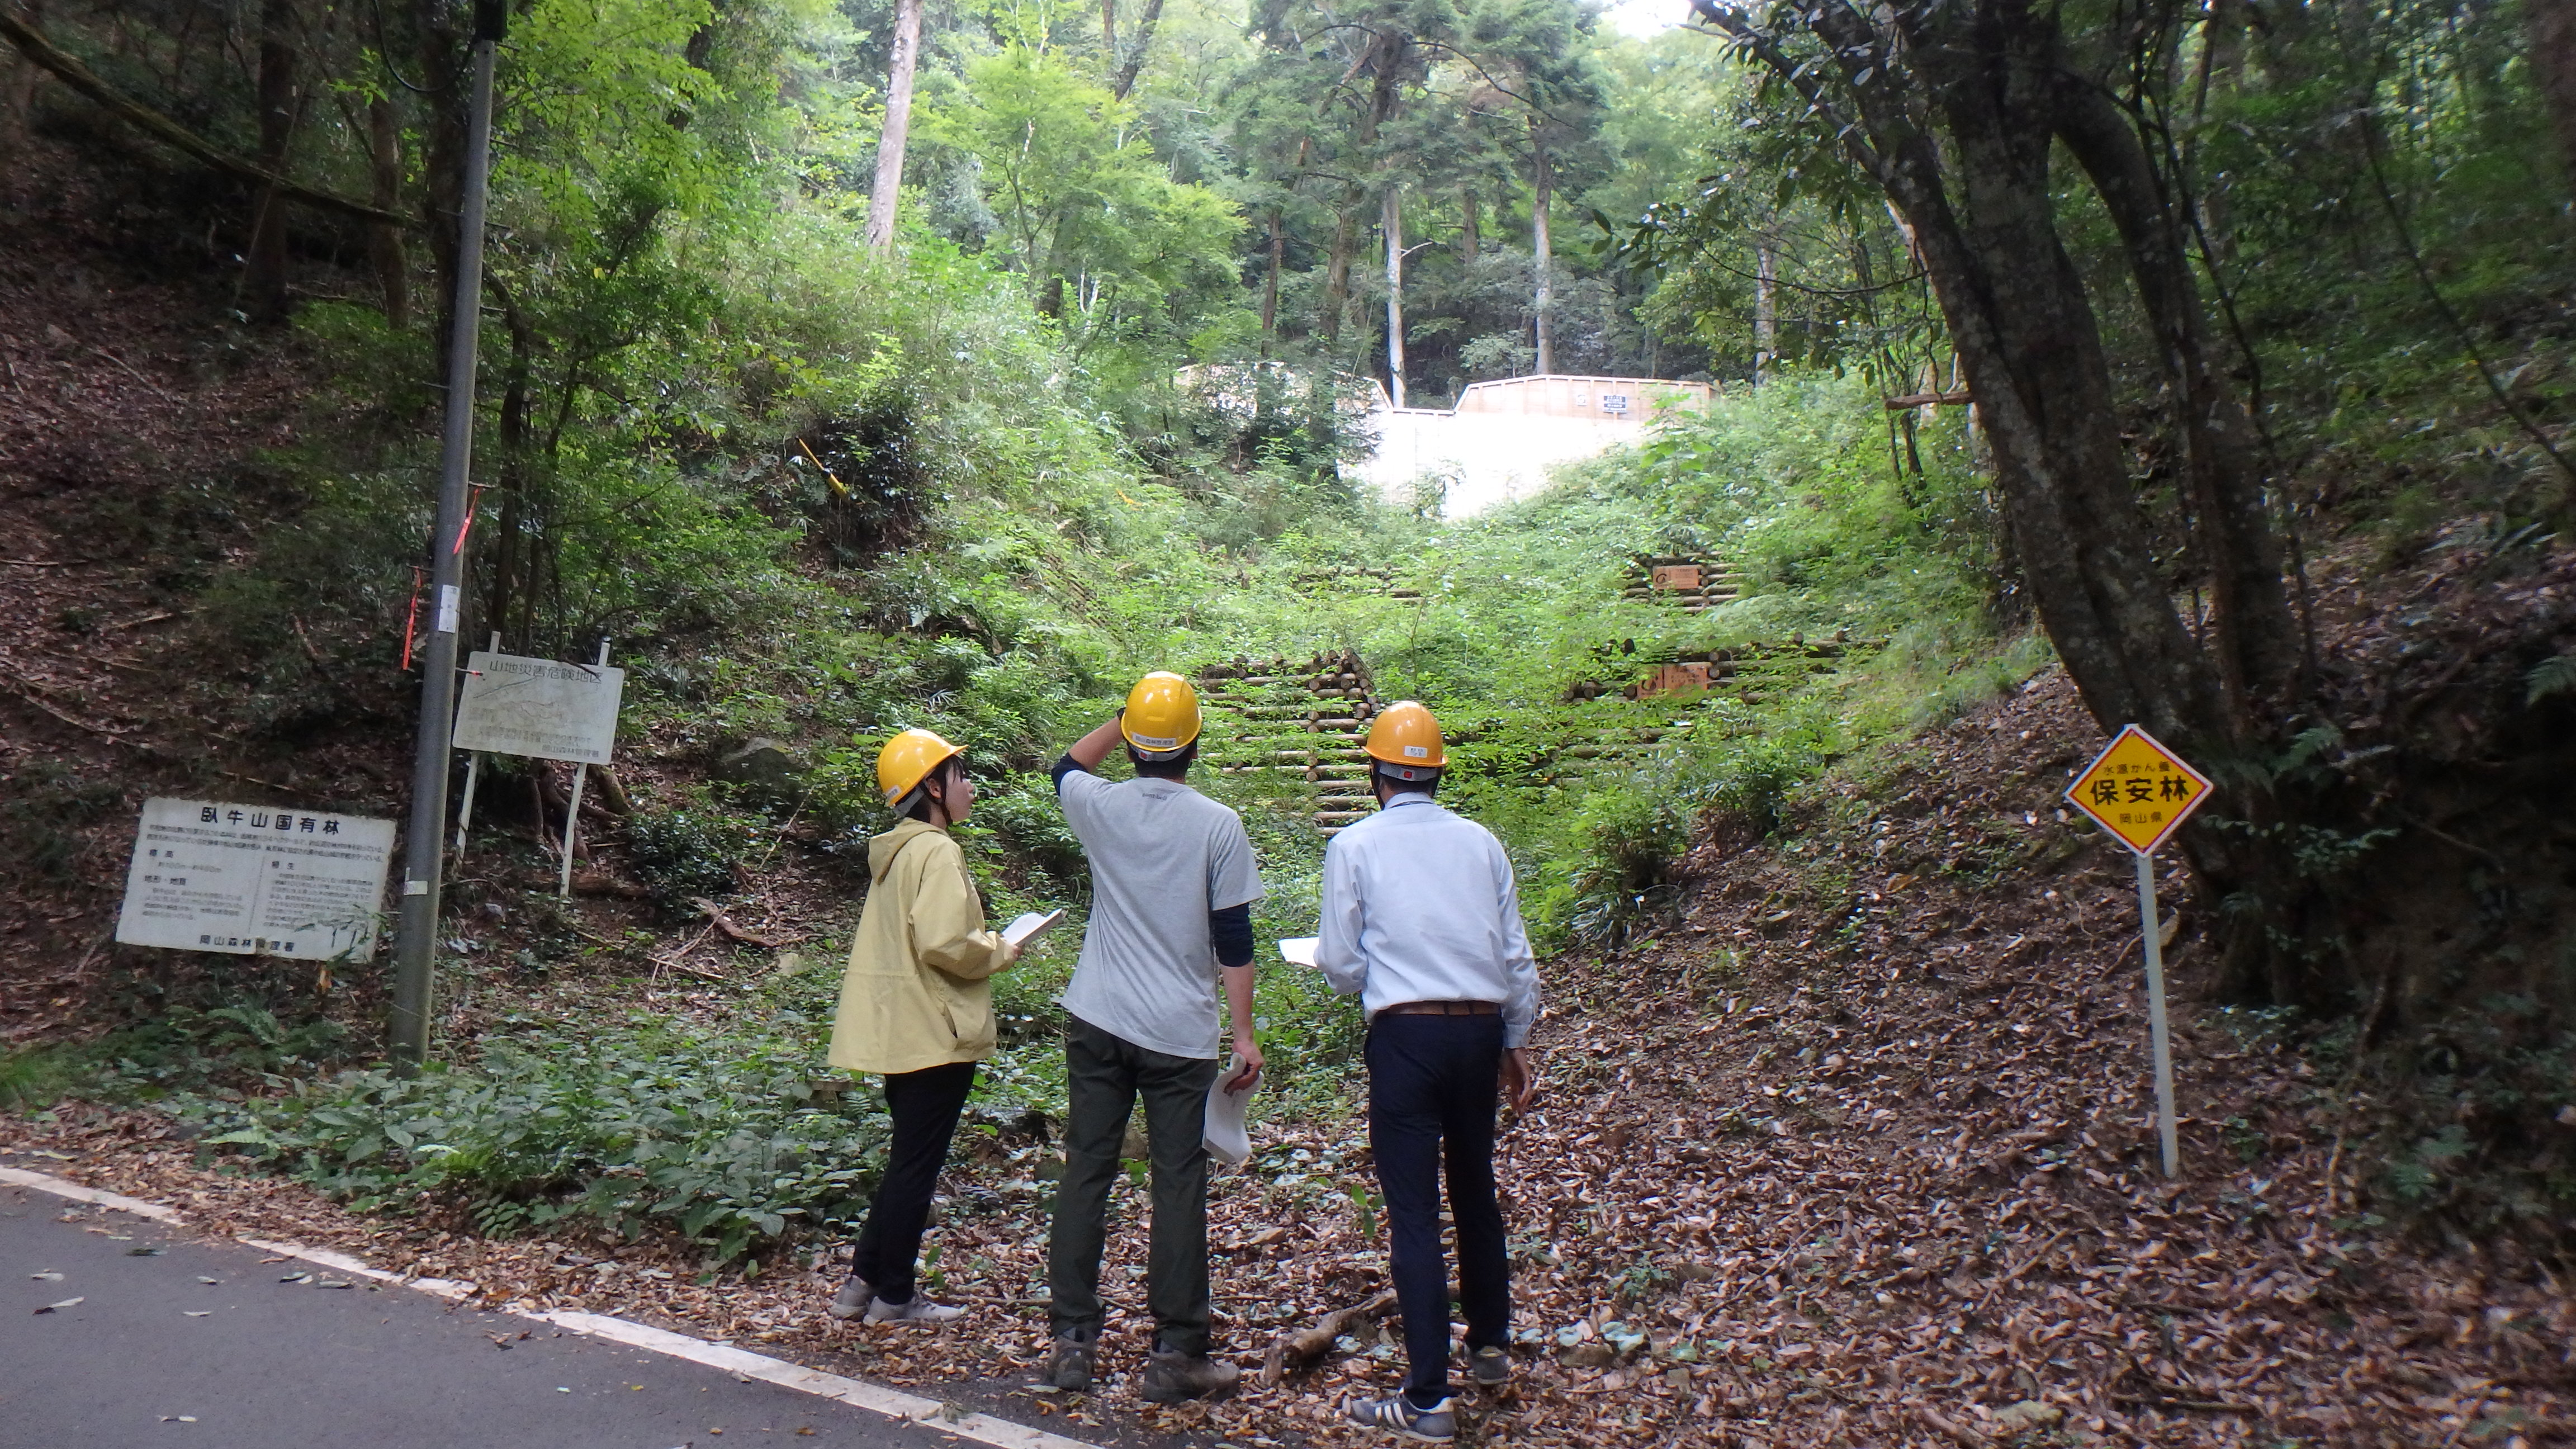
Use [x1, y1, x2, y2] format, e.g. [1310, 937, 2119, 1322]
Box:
[1041, 671, 1263, 1405]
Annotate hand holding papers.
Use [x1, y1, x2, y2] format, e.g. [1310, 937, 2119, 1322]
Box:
[1203, 1056, 1259, 1166]
[1002, 909, 1065, 950]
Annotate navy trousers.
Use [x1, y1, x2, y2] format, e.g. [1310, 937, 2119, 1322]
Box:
[851, 1060, 977, 1305]
[1366, 1012, 1510, 1404]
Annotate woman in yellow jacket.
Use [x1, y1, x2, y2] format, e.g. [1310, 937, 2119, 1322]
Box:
[825, 728, 1018, 1326]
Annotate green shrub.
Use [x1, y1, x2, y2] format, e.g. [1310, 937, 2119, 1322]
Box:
[189, 1025, 892, 1264]
[624, 800, 763, 908]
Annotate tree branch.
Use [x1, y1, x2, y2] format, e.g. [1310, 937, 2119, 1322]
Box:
[0, 8, 411, 228]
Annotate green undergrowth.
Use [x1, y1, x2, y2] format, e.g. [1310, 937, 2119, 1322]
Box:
[24, 370, 2035, 1262]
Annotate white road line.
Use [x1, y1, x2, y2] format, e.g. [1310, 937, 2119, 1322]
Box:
[0, 1164, 1095, 1449]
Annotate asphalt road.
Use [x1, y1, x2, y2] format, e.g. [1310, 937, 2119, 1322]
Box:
[0, 1181, 978, 1449]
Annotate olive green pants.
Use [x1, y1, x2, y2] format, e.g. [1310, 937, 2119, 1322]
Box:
[1046, 1015, 1220, 1356]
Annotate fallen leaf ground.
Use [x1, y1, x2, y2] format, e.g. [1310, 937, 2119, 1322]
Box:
[10, 670, 2572, 1449]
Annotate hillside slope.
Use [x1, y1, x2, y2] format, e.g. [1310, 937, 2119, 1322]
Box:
[10, 667, 2568, 1448]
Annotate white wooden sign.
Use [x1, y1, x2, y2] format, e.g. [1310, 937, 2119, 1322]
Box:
[115, 798, 398, 961]
[450, 650, 626, 764]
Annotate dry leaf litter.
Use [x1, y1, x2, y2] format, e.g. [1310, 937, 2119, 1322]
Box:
[9, 669, 2575, 1448]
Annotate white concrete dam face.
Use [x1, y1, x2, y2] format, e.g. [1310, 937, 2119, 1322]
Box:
[1343, 376, 1711, 518]
[1351, 408, 1653, 517]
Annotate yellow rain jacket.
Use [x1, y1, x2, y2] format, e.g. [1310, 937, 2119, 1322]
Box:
[827, 818, 1012, 1075]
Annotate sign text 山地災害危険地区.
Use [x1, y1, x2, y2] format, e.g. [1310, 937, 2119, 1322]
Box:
[449, 650, 627, 765]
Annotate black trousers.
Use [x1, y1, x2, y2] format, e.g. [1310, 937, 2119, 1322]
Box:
[1367, 1012, 1510, 1403]
[1048, 1015, 1220, 1355]
[851, 1059, 977, 1305]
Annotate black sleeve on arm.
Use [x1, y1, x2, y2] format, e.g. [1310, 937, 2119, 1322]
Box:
[1210, 903, 1254, 969]
[1053, 753, 1088, 792]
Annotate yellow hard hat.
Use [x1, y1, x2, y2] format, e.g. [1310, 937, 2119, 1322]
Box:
[1120, 671, 1202, 757]
[877, 727, 964, 807]
[1365, 700, 1445, 770]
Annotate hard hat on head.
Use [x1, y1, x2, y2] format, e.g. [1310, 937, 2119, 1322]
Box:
[877, 727, 964, 808]
[1365, 700, 1445, 779]
[1120, 672, 1202, 759]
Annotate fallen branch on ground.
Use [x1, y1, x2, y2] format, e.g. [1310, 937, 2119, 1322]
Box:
[1261, 1289, 1395, 1387]
[690, 898, 793, 948]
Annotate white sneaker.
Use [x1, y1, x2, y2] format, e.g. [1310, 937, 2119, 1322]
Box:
[827, 1276, 874, 1321]
[863, 1294, 965, 1325]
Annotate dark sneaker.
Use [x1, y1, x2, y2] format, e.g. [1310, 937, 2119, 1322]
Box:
[826, 1275, 875, 1321]
[1044, 1332, 1096, 1392]
[1346, 1393, 1456, 1442]
[1469, 1346, 1512, 1387]
[1140, 1347, 1240, 1404]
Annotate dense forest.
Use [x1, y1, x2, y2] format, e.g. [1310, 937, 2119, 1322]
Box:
[2, 0, 2574, 1441]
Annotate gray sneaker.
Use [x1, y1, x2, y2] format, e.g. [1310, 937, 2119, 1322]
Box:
[1346, 1393, 1456, 1442]
[1044, 1331, 1096, 1392]
[1469, 1346, 1512, 1387]
[826, 1275, 875, 1321]
[1140, 1347, 1240, 1404]
[863, 1294, 964, 1325]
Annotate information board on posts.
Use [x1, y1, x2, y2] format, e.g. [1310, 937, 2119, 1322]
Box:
[449, 650, 626, 764]
[115, 798, 399, 961]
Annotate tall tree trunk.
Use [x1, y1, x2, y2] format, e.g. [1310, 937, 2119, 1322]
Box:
[367, 94, 409, 326]
[1107, 0, 1164, 100]
[1321, 205, 1356, 343]
[1703, 0, 2227, 752]
[1320, 28, 1404, 347]
[864, 0, 924, 254]
[1261, 208, 1284, 352]
[244, 0, 297, 321]
[2527, 0, 2576, 183]
[1753, 233, 1777, 385]
[1459, 186, 1479, 266]
[1531, 129, 1552, 375]
[1383, 184, 1405, 406]
[2053, 77, 2297, 716]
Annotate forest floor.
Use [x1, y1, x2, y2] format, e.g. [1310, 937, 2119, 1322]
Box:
[9, 668, 2573, 1448]
[8, 135, 2574, 1449]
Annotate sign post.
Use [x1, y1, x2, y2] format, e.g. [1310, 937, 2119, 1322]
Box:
[2064, 724, 2214, 1178]
[449, 641, 626, 898]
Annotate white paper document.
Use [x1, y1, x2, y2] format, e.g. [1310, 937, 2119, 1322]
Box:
[1203, 1064, 1259, 1166]
[1276, 936, 1319, 967]
[1003, 909, 1065, 949]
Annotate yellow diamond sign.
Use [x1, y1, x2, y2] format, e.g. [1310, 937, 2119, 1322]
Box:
[2065, 724, 2213, 854]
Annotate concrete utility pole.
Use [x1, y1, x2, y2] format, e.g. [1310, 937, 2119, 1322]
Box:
[389, 0, 505, 1073]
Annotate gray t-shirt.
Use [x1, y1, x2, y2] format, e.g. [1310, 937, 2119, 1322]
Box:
[1057, 770, 1265, 1059]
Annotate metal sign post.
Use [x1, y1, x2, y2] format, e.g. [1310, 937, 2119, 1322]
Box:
[389, 0, 506, 1074]
[2133, 849, 2180, 1177]
[556, 638, 612, 899]
[2065, 724, 2214, 1178]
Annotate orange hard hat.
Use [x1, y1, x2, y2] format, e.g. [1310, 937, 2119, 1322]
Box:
[1363, 700, 1445, 770]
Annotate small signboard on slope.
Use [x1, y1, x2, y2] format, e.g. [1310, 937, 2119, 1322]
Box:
[450, 651, 626, 765]
[115, 798, 397, 960]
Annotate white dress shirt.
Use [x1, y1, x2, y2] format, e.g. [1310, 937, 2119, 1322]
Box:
[1313, 792, 1541, 1048]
